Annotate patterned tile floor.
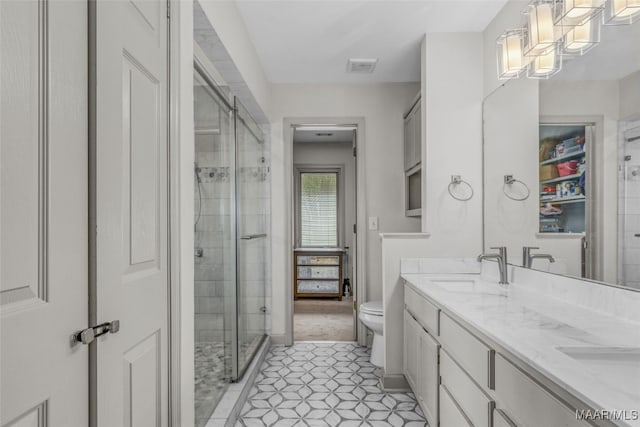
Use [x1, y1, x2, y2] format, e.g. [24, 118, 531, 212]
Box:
[236, 342, 428, 426]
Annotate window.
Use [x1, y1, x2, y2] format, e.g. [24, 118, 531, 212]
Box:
[296, 169, 342, 247]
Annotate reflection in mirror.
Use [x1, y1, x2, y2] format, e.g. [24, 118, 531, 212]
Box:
[483, 18, 640, 289]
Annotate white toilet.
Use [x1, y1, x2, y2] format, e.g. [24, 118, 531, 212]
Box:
[359, 301, 384, 367]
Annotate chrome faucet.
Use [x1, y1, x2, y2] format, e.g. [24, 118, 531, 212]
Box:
[522, 246, 555, 269]
[478, 246, 508, 285]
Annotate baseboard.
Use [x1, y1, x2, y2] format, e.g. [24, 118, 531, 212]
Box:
[269, 334, 288, 346]
[380, 373, 410, 392]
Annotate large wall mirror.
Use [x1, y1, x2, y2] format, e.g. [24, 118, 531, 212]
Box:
[483, 19, 640, 289]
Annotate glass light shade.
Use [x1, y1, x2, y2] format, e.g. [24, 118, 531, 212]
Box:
[562, 16, 601, 54]
[497, 30, 525, 79]
[604, 0, 640, 23]
[525, 1, 557, 54]
[554, 0, 605, 26]
[527, 46, 563, 78]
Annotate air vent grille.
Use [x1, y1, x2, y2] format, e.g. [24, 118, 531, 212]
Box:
[347, 58, 378, 73]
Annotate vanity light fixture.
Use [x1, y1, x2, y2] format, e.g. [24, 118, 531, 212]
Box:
[604, 0, 640, 23]
[496, 0, 637, 80]
[497, 29, 526, 79]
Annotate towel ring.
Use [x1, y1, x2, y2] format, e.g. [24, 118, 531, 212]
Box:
[448, 175, 474, 201]
[503, 175, 530, 201]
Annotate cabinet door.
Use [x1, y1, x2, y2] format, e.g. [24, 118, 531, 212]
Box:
[412, 104, 422, 168]
[403, 310, 419, 390]
[418, 328, 439, 427]
[404, 114, 415, 171]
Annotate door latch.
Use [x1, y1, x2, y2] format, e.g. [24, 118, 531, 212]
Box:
[73, 320, 120, 345]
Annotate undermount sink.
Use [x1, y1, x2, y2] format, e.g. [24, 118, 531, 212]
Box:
[556, 346, 640, 398]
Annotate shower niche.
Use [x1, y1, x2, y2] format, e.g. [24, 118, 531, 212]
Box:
[193, 66, 269, 426]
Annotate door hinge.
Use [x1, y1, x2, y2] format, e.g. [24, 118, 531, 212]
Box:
[167, 1, 170, 19]
[353, 146, 357, 157]
[353, 223, 357, 234]
[353, 301, 357, 310]
[73, 320, 120, 345]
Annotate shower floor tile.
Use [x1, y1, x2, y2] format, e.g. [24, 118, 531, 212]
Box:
[236, 342, 427, 426]
[196, 342, 230, 427]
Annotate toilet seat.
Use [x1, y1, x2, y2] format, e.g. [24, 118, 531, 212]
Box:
[360, 301, 383, 315]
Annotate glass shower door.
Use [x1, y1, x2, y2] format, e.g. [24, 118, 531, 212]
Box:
[234, 98, 267, 377]
[193, 69, 235, 426]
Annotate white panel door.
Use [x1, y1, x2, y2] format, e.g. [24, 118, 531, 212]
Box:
[1, 0, 88, 426]
[93, 0, 169, 426]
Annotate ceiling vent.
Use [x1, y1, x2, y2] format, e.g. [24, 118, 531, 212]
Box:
[347, 58, 378, 74]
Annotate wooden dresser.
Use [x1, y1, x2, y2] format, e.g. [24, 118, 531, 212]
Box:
[294, 249, 343, 300]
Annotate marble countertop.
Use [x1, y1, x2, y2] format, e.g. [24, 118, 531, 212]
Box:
[402, 273, 640, 427]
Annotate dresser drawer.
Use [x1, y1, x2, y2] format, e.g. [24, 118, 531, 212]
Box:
[440, 349, 494, 427]
[439, 312, 493, 390]
[439, 384, 472, 427]
[297, 280, 339, 294]
[404, 285, 439, 336]
[297, 266, 339, 279]
[297, 255, 340, 265]
[494, 354, 589, 427]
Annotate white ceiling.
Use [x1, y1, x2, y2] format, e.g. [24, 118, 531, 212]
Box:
[235, 0, 509, 83]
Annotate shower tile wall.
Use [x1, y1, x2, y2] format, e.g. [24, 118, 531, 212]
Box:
[195, 131, 232, 344]
[619, 123, 640, 289]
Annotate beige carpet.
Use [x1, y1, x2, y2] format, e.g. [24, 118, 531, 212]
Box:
[294, 297, 355, 341]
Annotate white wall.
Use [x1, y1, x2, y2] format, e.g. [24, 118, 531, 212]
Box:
[174, 0, 194, 424]
[269, 83, 422, 340]
[421, 33, 484, 256]
[293, 142, 356, 256]
[620, 71, 640, 121]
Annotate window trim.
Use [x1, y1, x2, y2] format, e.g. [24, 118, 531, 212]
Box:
[294, 165, 345, 249]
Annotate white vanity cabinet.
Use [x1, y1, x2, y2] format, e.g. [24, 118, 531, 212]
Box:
[403, 281, 596, 427]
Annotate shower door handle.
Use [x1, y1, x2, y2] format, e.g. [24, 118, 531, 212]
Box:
[240, 233, 267, 240]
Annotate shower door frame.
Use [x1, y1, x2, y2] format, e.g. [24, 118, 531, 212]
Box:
[192, 57, 241, 385]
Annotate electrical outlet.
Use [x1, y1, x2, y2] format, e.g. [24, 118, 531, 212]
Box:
[368, 216, 379, 230]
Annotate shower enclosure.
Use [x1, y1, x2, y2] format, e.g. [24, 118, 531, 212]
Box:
[193, 66, 268, 426]
[620, 123, 640, 289]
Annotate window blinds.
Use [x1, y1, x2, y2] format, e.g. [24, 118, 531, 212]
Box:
[300, 172, 338, 247]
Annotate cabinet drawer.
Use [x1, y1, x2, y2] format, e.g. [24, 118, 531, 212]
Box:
[404, 285, 439, 335]
[439, 384, 472, 427]
[494, 408, 517, 427]
[297, 280, 339, 294]
[297, 266, 339, 279]
[440, 349, 494, 427]
[297, 255, 340, 266]
[494, 354, 589, 427]
[440, 312, 493, 390]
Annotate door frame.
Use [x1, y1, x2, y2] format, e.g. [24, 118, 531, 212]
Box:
[283, 117, 367, 346]
[540, 115, 603, 280]
[168, 0, 192, 424]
